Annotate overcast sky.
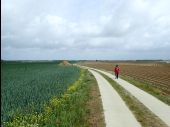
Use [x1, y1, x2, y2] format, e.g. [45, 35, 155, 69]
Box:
[1, 0, 170, 60]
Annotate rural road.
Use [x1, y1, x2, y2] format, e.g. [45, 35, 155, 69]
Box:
[89, 69, 141, 127]
[79, 65, 170, 127]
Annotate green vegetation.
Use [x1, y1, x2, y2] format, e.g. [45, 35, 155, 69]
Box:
[3, 69, 93, 127]
[1, 61, 105, 126]
[1, 62, 80, 123]
[85, 72, 105, 127]
[121, 76, 170, 105]
[99, 72, 168, 127]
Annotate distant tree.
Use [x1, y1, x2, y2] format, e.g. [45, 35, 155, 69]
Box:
[1, 59, 5, 62]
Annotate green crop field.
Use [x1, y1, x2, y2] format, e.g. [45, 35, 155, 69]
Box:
[1, 61, 80, 122]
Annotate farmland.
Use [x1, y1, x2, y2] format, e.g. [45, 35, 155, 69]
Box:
[79, 61, 170, 95]
[1, 61, 105, 126]
[1, 61, 80, 123]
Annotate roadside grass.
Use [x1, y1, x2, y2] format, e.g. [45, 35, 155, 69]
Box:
[3, 69, 99, 127]
[85, 71, 105, 127]
[121, 76, 170, 106]
[99, 72, 168, 127]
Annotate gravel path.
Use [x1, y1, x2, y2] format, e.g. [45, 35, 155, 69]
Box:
[87, 67, 170, 127]
[89, 69, 141, 127]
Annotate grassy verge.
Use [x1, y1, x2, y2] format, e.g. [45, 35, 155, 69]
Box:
[3, 69, 93, 127]
[121, 75, 170, 105]
[99, 72, 168, 127]
[85, 71, 105, 127]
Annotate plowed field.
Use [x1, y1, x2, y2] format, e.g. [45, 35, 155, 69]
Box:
[80, 61, 170, 94]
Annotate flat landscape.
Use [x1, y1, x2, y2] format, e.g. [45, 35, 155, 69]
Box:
[1, 60, 170, 127]
[79, 60, 170, 95]
[2, 0, 170, 126]
[1, 61, 105, 127]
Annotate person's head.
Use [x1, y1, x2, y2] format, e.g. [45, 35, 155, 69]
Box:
[116, 64, 118, 67]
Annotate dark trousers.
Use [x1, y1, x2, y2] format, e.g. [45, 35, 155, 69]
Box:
[115, 73, 119, 79]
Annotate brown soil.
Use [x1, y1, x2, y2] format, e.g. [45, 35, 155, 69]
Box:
[79, 61, 170, 95]
[59, 60, 71, 66]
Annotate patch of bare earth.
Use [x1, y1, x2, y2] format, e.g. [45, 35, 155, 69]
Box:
[79, 61, 170, 95]
[59, 60, 72, 66]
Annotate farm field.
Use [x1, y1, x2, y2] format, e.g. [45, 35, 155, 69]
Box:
[79, 61, 170, 95]
[1, 61, 80, 124]
[1, 61, 105, 127]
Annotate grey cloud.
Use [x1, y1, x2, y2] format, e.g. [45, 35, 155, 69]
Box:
[1, 0, 170, 60]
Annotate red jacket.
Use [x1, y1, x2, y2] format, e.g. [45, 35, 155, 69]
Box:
[114, 67, 120, 74]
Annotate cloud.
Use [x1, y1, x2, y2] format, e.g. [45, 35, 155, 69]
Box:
[1, 0, 170, 60]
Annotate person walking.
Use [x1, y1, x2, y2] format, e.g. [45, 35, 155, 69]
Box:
[114, 65, 120, 79]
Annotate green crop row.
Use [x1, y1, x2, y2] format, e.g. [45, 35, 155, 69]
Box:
[3, 69, 91, 127]
[1, 62, 80, 122]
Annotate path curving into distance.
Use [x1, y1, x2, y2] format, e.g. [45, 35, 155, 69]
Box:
[80, 65, 170, 127]
[89, 69, 141, 127]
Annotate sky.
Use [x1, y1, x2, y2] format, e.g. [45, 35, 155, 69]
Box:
[1, 0, 170, 60]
